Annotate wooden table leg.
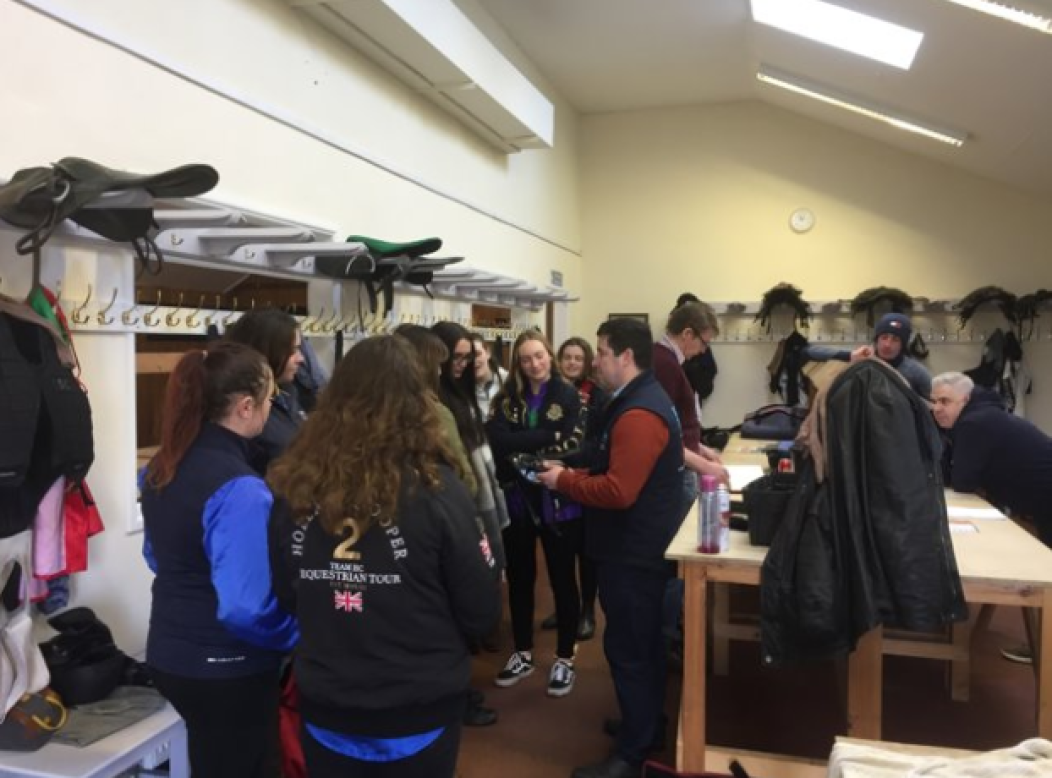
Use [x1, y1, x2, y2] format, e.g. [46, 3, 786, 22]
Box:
[1038, 595, 1052, 738]
[713, 582, 730, 676]
[1025, 607, 1040, 681]
[847, 626, 883, 740]
[679, 564, 708, 773]
[950, 607, 981, 702]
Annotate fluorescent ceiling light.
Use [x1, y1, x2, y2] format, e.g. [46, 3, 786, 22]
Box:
[756, 66, 968, 147]
[751, 0, 924, 69]
[941, 0, 1052, 33]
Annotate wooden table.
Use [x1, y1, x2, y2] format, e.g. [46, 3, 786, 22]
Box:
[667, 445, 1052, 777]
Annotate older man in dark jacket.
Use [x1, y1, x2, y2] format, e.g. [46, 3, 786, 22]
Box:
[933, 372, 1052, 541]
[932, 371, 1052, 664]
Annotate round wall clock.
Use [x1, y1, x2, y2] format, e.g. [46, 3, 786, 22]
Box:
[790, 207, 815, 234]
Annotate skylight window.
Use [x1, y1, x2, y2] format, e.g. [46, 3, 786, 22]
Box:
[751, 0, 925, 70]
[941, 0, 1052, 34]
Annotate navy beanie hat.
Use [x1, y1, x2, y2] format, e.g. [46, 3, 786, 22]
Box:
[874, 312, 912, 345]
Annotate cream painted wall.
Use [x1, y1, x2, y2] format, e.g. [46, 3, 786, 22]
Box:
[579, 101, 1052, 431]
[0, 0, 581, 653]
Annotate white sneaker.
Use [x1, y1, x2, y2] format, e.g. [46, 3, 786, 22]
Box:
[495, 651, 535, 687]
[547, 658, 576, 697]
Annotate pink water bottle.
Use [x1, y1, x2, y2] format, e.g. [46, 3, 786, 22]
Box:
[697, 475, 720, 554]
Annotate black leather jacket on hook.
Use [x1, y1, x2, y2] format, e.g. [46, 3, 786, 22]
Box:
[761, 360, 967, 666]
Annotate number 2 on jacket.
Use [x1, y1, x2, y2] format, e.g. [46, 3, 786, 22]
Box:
[334, 518, 362, 560]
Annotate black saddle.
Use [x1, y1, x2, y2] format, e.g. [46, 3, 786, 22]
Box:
[0, 157, 218, 273]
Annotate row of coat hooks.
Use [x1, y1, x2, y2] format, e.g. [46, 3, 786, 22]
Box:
[58, 285, 531, 340]
[710, 324, 1052, 345]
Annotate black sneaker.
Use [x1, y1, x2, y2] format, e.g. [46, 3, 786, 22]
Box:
[1002, 645, 1033, 664]
[463, 702, 498, 726]
[547, 658, 576, 697]
[495, 651, 535, 687]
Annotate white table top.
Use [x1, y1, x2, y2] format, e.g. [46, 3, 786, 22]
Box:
[0, 704, 183, 778]
[667, 487, 1052, 589]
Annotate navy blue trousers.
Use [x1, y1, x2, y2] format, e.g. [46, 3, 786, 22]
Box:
[596, 561, 670, 766]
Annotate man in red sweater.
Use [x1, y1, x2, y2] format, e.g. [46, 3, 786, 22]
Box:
[538, 318, 685, 778]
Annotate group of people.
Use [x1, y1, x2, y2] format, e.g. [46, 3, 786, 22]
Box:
[138, 292, 1052, 778]
[139, 299, 729, 778]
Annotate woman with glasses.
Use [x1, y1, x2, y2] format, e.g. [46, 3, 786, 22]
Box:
[487, 331, 586, 698]
[268, 336, 500, 778]
[141, 342, 299, 778]
[430, 322, 509, 571]
[225, 308, 307, 473]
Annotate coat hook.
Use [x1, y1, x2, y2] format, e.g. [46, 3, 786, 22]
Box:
[122, 290, 142, 326]
[71, 284, 94, 325]
[144, 291, 164, 328]
[307, 307, 326, 335]
[223, 297, 239, 327]
[204, 295, 222, 328]
[185, 295, 206, 329]
[97, 287, 119, 326]
[165, 292, 186, 327]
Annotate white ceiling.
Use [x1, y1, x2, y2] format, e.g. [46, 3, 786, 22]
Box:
[471, 0, 1052, 199]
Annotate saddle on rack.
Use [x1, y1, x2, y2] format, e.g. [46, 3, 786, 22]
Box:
[328, 235, 460, 315]
[0, 157, 219, 273]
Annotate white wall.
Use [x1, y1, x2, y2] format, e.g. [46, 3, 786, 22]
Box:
[579, 101, 1052, 431]
[0, 0, 582, 653]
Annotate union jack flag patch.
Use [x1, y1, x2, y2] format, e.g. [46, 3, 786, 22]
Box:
[334, 590, 363, 613]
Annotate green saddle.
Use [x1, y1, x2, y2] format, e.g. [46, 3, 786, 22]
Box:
[346, 235, 441, 258]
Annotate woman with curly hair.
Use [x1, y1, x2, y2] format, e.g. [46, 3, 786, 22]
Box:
[268, 336, 501, 778]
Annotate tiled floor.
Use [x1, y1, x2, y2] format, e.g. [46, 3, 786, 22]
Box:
[457, 585, 1038, 777]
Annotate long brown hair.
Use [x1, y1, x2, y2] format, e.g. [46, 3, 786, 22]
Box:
[145, 342, 271, 489]
[224, 308, 300, 383]
[557, 336, 595, 386]
[431, 321, 484, 448]
[268, 336, 459, 536]
[497, 330, 561, 414]
[394, 324, 448, 394]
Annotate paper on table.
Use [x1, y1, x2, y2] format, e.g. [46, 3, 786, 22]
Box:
[946, 506, 1006, 521]
[727, 465, 765, 493]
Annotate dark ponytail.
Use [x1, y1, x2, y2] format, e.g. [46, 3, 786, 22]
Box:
[146, 342, 270, 489]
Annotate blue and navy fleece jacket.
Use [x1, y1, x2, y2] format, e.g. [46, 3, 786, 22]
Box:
[142, 423, 298, 679]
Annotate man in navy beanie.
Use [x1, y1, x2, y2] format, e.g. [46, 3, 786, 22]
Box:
[850, 312, 932, 399]
[804, 312, 931, 399]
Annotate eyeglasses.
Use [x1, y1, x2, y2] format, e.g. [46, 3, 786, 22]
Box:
[452, 352, 473, 364]
[691, 329, 714, 346]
